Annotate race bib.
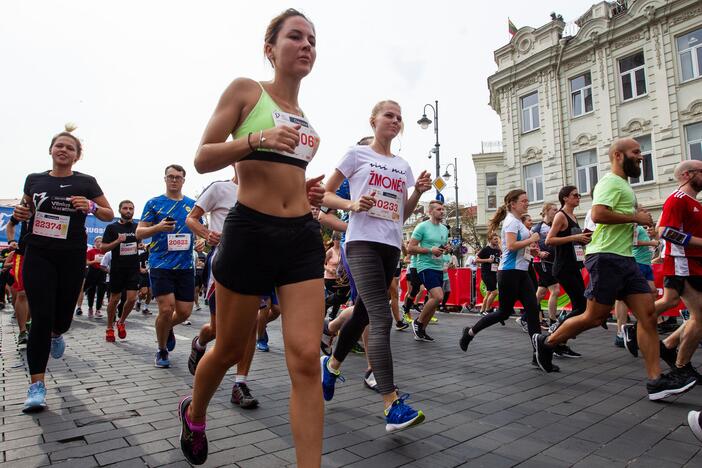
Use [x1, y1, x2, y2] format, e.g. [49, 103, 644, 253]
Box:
[272, 111, 319, 162]
[524, 251, 533, 262]
[120, 242, 137, 256]
[167, 234, 191, 251]
[491, 263, 499, 272]
[367, 190, 401, 222]
[574, 244, 585, 262]
[632, 224, 639, 246]
[33, 211, 69, 239]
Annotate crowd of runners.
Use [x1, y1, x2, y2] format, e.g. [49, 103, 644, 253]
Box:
[3, 8, 702, 468]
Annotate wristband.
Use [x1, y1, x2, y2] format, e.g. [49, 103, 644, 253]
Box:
[247, 132, 255, 152]
[9, 216, 19, 225]
[88, 200, 98, 214]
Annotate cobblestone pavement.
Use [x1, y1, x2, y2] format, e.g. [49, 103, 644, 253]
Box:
[1, 302, 701, 467]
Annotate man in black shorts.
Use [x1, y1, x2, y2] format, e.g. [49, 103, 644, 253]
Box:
[101, 200, 140, 342]
[476, 234, 501, 315]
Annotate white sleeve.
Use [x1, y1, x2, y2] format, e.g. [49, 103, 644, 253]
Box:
[503, 217, 520, 235]
[101, 252, 111, 271]
[405, 164, 416, 189]
[196, 183, 219, 213]
[336, 148, 357, 179]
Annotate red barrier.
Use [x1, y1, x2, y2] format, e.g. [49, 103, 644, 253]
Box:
[400, 264, 685, 316]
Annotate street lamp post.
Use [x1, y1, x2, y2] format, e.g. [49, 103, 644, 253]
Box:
[443, 157, 462, 265]
[417, 100, 440, 200]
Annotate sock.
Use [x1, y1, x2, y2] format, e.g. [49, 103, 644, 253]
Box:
[326, 359, 340, 376]
[195, 338, 206, 351]
[235, 375, 247, 384]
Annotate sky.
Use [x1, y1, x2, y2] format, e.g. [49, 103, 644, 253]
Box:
[0, 0, 595, 216]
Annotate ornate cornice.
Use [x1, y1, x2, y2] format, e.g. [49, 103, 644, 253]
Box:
[524, 147, 543, 161]
[572, 133, 598, 148]
[621, 118, 652, 134]
[680, 100, 702, 123]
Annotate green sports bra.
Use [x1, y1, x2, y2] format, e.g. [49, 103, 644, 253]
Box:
[234, 83, 318, 169]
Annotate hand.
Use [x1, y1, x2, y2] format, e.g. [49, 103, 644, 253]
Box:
[576, 233, 592, 244]
[158, 218, 176, 232]
[306, 174, 325, 208]
[206, 230, 221, 246]
[529, 232, 540, 243]
[351, 194, 376, 213]
[414, 171, 432, 193]
[634, 209, 653, 227]
[538, 251, 550, 259]
[12, 203, 31, 222]
[430, 246, 443, 256]
[117, 233, 127, 243]
[194, 239, 206, 253]
[70, 196, 92, 213]
[261, 125, 301, 154]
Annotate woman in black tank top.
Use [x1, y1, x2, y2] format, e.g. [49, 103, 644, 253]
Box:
[546, 186, 592, 320]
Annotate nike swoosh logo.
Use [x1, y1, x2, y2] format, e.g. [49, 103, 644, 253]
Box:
[60, 184, 71, 188]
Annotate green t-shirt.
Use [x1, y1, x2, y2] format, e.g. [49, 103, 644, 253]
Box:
[411, 220, 449, 273]
[633, 225, 652, 265]
[442, 253, 453, 281]
[586, 172, 636, 257]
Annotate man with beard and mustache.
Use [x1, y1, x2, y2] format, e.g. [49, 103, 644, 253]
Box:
[534, 138, 696, 401]
[101, 200, 140, 342]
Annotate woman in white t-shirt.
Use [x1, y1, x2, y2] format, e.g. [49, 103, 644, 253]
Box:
[321, 100, 432, 432]
[460, 190, 542, 356]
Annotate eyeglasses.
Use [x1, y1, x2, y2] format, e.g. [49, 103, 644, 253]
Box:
[165, 175, 184, 182]
[571, 193, 582, 198]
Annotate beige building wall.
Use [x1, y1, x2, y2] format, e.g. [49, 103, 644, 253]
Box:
[473, 0, 702, 236]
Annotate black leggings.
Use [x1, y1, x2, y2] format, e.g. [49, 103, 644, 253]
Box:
[24, 246, 85, 375]
[85, 267, 106, 310]
[471, 269, 541, 337]
[333, 241, 399, 395]
[555, 266, 586, 322]
[403, 268, 422, 309]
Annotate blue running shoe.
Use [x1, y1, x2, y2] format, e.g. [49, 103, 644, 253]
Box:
[320, 355, 344, 402]
[256, 338, 269, 352]
[167, 328, 176, 352]
[23, 381, 47, 413]
[50, 335, 65, 359]
[155, 349, 170, 368]
[385, 393, 425, 432]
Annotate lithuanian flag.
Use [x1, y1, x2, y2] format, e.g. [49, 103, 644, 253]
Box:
[508, 18, 518, 36]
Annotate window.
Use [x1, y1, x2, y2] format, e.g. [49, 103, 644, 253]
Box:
[629, 135, 654, 184]
[520, 92, 540, 133]
[570, 72, 593, 117]
[678, 28, 702, 82]
[523, 163, 543, 202]
[574, 149, 599, 195]
[619, 52, 647, 101]
[687, 122, 702, 161]
[486, 172, 497, 210]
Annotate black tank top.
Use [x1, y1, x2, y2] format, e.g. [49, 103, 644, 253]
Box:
[553, 209, 583, 276]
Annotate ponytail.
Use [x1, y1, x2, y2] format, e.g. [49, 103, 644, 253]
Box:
[488, 189, 526, 233]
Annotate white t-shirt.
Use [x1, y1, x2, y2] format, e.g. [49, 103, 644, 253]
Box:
[499, 212, 531, 271]
[195, 180, 238, 233]
[101, 251, 112, 281]
[584, 209, 596, 232]
[336, 145, 415, 249]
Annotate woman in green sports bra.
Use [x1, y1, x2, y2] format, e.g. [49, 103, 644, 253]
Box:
[179, 9, 326, 468]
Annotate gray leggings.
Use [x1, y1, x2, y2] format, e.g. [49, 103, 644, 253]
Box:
[332, 241, 399, 395]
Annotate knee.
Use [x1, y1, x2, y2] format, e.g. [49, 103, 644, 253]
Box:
[211, 345, 243, 369]
[287, 348, 320, 382]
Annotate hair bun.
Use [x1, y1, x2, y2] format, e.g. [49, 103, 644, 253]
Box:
[64, 122, 78, 132]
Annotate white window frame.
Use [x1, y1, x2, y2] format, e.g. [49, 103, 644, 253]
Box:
[520, 91, 540, 133]
[686, 122, 702, 161]
[630, 135, 655, 185]
[523, 163, 543, 203]
[678, 28, 702, 82]
[485, 172, 497, 210]
[570, 72, 593, 118]
[574, 149, 599, 195]
[619, 52, 647, 102]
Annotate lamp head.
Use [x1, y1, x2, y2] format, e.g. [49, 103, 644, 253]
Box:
[417, 114, 432, 129]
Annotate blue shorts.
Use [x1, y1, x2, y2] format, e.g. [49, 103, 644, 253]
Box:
[418, 269, 443, 291]
[584, 254, 651, 306]
[150, 268, 195, 302]
[638, 263, 654, 282]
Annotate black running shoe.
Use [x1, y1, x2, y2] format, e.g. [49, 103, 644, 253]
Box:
[532, 334, 555, 372]
[421, 330, 435, 342]
[188, 337, 205, 376]
[395, 320, 409, 331]
[647, 371, 697, 401]
[531, 354, 559, 372]
[659, 341, 678, 370]
[75, 307, 82, 316]
[231, 383, 259, 409]
[554, 344, 581, 358]
[178, 396, 208, 465]
[459, 327, 473, 352]
[622, 323, 638, 357]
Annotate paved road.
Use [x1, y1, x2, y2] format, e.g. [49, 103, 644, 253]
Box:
[1, 303, 701, 467]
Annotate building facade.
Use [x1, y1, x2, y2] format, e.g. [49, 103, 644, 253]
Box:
[473, 0, 702, 235]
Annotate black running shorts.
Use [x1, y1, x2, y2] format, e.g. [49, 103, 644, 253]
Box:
[213, 203, 324, 296]
[108, 268, 140, 293]
[584, 253, 651, 305]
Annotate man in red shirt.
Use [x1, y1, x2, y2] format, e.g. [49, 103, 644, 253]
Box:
[83, 236, 107, 318]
